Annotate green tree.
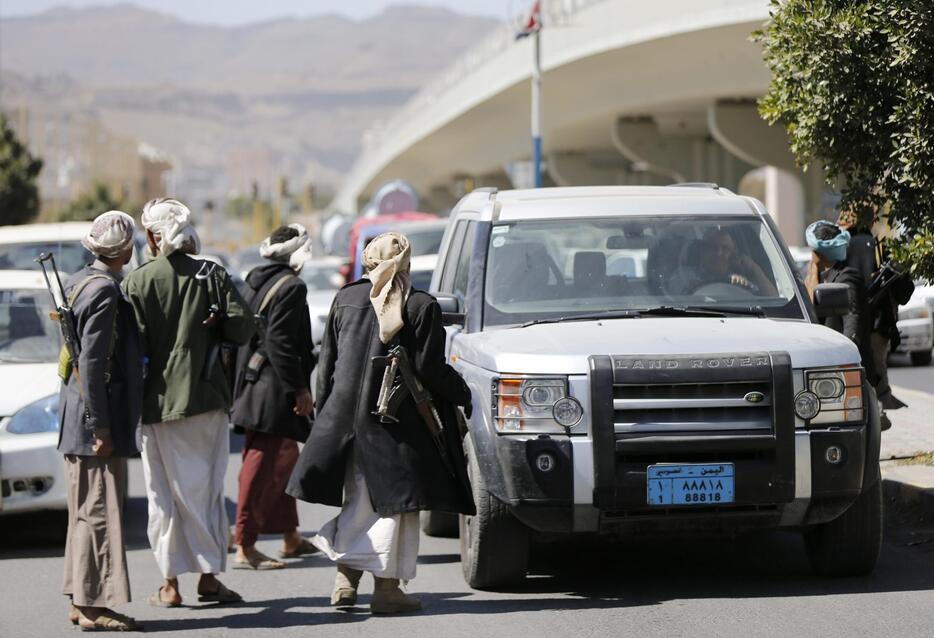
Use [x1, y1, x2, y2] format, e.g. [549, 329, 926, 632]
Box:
[0, 113, 43, 225]
[58, 182, 125, 222]
[756, 0, 934, 279]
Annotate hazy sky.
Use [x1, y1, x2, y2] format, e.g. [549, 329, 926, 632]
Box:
[0, 0, 523, 24]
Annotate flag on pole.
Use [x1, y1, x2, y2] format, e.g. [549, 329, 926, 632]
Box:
[515, 1, 541, 39]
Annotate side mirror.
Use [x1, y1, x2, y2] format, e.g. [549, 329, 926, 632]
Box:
[813, 283, 850, 318]
[435, 293, 465, 326]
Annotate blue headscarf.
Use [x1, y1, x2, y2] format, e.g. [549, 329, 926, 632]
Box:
[806, 220, 850, 263]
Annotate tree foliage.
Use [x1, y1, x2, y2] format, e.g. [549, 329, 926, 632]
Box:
[57, 182, 126, 222]
[756, 0, 934, 279]
[0, 113, 43, 225]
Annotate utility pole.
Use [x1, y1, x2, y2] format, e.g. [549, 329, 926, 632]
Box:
[532, 21, 542, 188]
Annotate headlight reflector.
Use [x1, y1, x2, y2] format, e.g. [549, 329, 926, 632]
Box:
[493, 377, 583, 434]
[794, 391, 820, 420]
[6, 394, 60, 435]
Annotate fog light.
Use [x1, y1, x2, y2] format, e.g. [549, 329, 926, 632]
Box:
[535, 453, 556, 473]
[794, 391, 820, 420]
[825, 445, 844, 465]
[552, 396, 583, 428]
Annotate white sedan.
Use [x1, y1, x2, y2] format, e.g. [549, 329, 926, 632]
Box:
[0, 271, 66, 516]
[896, 283, 934, 366]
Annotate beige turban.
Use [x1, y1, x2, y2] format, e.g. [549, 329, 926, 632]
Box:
[82, 210, 136, 259]
[259, 223, 313, 272]
[141, 198, 200, 256]
[363, 232, 411, 344]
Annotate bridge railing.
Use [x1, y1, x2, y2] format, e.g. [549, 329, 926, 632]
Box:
[360, 0, 610, 151]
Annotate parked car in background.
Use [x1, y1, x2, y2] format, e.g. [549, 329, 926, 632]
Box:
[896, 282, 934, 366]
[0, 271, 66, 518]
[409, 254, 438, 292]
[200, 251, 246, 296]
[344, 212, 439, 282]
[787, 246, 811, 280]
[299, 256, 345, 345]
[233, 247, 266, 281]
[0, 223, 142, 273]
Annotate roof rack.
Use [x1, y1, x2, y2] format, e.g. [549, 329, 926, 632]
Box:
[668, 182, 720, 189]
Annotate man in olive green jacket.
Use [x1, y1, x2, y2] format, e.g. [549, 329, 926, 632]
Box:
[124, 198, 256, 607]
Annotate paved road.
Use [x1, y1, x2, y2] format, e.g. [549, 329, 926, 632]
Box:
[888, 352, 934, 395]
[3, 436, 934, 638]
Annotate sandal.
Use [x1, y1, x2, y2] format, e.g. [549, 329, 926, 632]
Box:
[77, 610, 141, 632]
[148, 586, 182, 608]
[233, 552, 286, 571]
[197, 582, 243, 604]
[279, 537, 319, 559]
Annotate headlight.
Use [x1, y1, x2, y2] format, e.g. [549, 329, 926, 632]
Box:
[899, 306, 931, 321]
[6, 394, 60, 435]
[493, 377, 583, 434]
[802, 368, 863, 425]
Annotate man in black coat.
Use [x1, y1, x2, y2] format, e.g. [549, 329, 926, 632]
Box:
[231, 225, 317, 569]
[58, 211, 143, 631]
[287, 232, 473, 614]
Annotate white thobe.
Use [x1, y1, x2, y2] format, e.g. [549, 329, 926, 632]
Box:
[311, 453, 420, 581]
[140, 409, 229, 579]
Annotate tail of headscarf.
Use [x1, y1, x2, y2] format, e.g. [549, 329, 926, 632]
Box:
[141, 198, 201, 257]
[362, 232, 411, 344]
[81, 210, 136, 259]
[259, 223, 313, 272]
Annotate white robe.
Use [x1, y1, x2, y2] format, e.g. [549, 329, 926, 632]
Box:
[140, 409, 229, 579]
[312, 453, 420, 581]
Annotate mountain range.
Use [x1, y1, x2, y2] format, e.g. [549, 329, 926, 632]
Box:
[0, 4, 497, 205]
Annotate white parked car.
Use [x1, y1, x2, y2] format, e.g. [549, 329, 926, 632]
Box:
[410, 253, 438, 292]
[0, 271, 66, 517]
[896, 283, 934, 366]
[299, 256, 345, 345]
[0, 222, 142, 275]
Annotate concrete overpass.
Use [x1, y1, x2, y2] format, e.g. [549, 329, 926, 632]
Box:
[332, 0, 830, 244]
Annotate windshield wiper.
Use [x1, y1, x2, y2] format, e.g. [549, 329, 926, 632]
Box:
[518, 309, 640, 328]
[638, 305, 766, 318]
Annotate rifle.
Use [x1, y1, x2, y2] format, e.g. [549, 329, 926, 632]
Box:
[371, 345, 457, 479]
[36, 252, 82, 381]
[196, 260, 227, 382]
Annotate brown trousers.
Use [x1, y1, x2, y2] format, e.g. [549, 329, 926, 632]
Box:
[62, 455, 131, 607]
[235, 429, 299, 547]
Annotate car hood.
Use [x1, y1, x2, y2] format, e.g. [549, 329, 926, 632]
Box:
[0, 363, 60, 417]
[453, 318, 860, 375]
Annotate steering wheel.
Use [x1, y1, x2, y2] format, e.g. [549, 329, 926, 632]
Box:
[691, 282, 756, 298]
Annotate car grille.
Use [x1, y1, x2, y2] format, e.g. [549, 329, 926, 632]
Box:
[614, 381, 772, 436]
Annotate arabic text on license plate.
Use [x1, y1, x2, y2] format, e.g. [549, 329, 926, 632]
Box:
[646, 463, 735, 506]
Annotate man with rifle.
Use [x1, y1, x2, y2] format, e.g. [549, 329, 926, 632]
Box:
[45, 211, 143, 631]
[288, 231, 474, 614]
[124, 198, 255, 608]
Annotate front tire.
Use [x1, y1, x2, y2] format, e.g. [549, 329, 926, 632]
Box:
[459, 444, 529, 589]
[804, 471, 883, 576]
[910, 349, 932, 366]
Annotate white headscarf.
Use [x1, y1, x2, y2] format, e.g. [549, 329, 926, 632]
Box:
[141, 198, 200, 257]
[362, 232, 411, 344]
[82, 210, 136, 259]
[259, 223, 313, 272]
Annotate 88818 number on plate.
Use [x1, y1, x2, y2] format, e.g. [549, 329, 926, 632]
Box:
[647, 463, 735, 506]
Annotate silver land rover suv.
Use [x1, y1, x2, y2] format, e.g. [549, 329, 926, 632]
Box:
[427, 185, 882, 589]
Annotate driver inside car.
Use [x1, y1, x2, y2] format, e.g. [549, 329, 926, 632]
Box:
[672, 229, 777, 297]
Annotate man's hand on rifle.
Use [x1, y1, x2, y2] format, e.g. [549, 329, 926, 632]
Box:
[293, 388, 314, 417]
[92, 431, 114, 458]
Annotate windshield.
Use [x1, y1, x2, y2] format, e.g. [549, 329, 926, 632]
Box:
[0, 241, 92, 273]
[406, 228, 444, 257]
[301, 263, 343, 292]
[483, 216, 802, 328]
[0, 290, 61, 363]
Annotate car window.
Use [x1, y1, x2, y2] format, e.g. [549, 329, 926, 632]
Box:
[0, 290, 61, 363]
[483, 216, 801, 327]
[407, 227, 445, 257]
[452, 221, 477, 300]
[439, 221, 467, 293]
[0, 241, 92, 274]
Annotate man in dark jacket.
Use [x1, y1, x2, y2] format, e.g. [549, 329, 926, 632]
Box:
[287, 232, 473, 614]
[59, 211, 143, 632]
[231, 225, 317, 569]
[806, 221, 878, 385]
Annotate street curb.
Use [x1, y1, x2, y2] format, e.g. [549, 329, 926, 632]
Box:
[881, 464, 934, 514]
